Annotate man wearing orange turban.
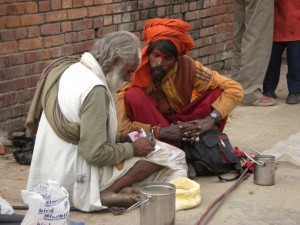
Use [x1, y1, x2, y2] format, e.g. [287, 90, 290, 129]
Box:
[117, 18, 243, 149]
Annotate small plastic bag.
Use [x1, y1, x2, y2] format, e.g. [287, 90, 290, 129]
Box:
[0, 195, 14, 215]
[21, 180, 70, 225]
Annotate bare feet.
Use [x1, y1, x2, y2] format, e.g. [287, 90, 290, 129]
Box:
[100, 187, 140, 208]
[119, 187, 140, 195]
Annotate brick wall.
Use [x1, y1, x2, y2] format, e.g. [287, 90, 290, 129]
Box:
[0, 0, 233, 132]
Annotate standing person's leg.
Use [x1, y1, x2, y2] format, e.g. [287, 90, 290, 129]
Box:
[231, 0, 245, 76]
[232, 0, 275, 105]
[263, 42, 286, 98]
[286, 40, 300, 104]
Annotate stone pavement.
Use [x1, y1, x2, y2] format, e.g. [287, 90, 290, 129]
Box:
[0, 64, 299, 225]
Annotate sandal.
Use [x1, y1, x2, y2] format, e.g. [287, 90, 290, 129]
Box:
[250, 95, 276, 106]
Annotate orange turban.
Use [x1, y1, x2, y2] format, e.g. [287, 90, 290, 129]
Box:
[131, 18, 195, 87]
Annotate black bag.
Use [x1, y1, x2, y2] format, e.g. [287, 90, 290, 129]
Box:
[12, 136, 35, 165]
[182, 129, 243, 182]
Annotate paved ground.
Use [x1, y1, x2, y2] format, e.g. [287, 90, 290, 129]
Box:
[1, 64, 299, 225]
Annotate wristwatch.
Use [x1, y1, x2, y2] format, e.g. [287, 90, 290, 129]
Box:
[209, 112, 219, 123]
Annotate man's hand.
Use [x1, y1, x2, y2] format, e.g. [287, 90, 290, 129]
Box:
[159, 117, 215, 142]
[179, 117, 215, 141]
[132, 137, 156, 157]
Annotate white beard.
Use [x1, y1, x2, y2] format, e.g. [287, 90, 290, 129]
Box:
[106, 65, 125, 99]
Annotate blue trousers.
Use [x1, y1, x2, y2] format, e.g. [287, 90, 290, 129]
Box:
[263, 40, 300, 94]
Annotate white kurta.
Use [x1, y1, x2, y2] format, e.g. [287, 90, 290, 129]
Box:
[27, 58, 187, 212]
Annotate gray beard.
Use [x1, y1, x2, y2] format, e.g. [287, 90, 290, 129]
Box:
[106, 68, 125, 97]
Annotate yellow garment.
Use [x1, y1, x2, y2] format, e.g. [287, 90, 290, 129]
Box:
[169, 177, 201, 211]
[160, 62, 184, 112]
[117, 57, 243, 135]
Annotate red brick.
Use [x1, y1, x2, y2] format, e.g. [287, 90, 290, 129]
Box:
[15, 77, 26, 90]
[199, 8, 214, 18]
[62, 0, 72, 9]
[6, 16, 21, 28]
[0, 29, 14, 41]
[14, 27, 27, 40]
[27, 26, 40, 38]
[72, 20, 83, 31]
[24, 51, 38, 63]
[213, 6, 227, 15]
[0, 41, 17, 54]
[83, 19, 93, 29]
[74, 40, 92, 54]
[84, 40, 95, 51]
[65, 32, 78, 43]
[0, 80, 14, 93]
[118, 22, 135, 32]
[0, 5, 7, 16]
[78, 29, 95, 41]
[21, 14, 45, 26]
[41, 23, 61, 35]
[38, 1, 50, 12]
[0, 56, 12, 69]
[60, 45, 74, 56]
[132, 12, 139, 22]
[7, 3, 25, 14]
[213, 15, 223, 24]
[37, 49, 50, 61]
[83, 0, 93, 6]
[200, 27, 214, 37]
[43, 34, 65, 48]
[19, 38, 43, 51]
[26, 74, 40, 88]
[113, 14, 122, 24]
[102, 25, 118, 35]
[51, 0, 62, 10]
[73, 0, 84, 8]
[227, 4, 233, 13]
[122, 13, 131, 23]
[182, 2, 189, 12]
[49, 46, 63, 58]
[11, 105, 26, 117]
[94, 0, 113, 4]
[88, 5, 106, 17]
[61, 21, 72, 32]
[0, 92, 17, 107]
[203, 0, 212, 8]
[25, 2, 38, 13]
[73, 42, 85, 54]
[93, 18, 104, 28]
[10, 53, 25, 66]
[45, 10, 67, 22]
[185, 11, 200, 20]
[202, 17, 213, 27]
[189, 2, 197, 10]
[214, 24, 227, 33]
[23, 62, 45, 76]
[67, 8, 87, 20]
[104, 15, 113, 26]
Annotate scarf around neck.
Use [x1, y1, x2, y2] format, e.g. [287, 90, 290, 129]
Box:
[80, 52, 117, 144]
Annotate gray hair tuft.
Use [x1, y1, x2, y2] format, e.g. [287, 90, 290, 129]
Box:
[90, 31, 140, 74]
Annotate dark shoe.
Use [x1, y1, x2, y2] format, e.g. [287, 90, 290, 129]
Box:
[286, 93, 300, 104]
[263, 91, 278, 99]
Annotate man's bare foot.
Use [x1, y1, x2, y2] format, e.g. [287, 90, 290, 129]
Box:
[100, 189, 140, 208]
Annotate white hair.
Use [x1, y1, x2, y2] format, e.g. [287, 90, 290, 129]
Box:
[90, 31, 141, 74]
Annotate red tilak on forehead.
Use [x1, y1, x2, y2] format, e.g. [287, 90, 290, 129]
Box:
[153, 49, 168, 58]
